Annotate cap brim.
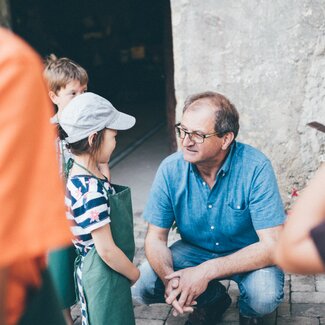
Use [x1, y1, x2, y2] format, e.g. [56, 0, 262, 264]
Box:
[107, 111, 136, 130]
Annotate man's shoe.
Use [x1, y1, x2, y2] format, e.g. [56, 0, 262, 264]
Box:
[185, 293, 231, 325]
[239, 314, 263, 325]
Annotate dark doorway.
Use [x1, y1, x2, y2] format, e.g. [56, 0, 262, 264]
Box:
[10, 0, 176, 158]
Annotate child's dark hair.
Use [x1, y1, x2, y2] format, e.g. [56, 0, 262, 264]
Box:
[65, 129, 105, 163]
[58, 124, 68, 141]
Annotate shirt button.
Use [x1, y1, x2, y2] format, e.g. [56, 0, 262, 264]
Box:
[208, 204, 212, 209]
[202, 181, 206, 186]
[236, 205, 241, 209]
[215, 242, 219, 246]
[210, 226, 215, 230]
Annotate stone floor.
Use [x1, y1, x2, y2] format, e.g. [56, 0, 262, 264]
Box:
[72, 127, 325, 324]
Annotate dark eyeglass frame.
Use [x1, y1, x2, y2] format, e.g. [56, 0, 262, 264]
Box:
[175, 123, 221, 144]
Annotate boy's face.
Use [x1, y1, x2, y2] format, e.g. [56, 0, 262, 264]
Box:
[49, 80, 87, 113]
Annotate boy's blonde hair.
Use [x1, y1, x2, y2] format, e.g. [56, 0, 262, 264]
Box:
[44, 54, 88, 94]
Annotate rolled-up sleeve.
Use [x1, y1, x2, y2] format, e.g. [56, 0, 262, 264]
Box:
[249, 160, 285, 230]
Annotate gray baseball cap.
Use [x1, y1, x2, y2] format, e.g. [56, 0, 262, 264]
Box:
[59, 92, 136, 143]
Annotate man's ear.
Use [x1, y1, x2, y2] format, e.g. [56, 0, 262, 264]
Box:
[49, 91, 58, 104]
[88, 132, 98, 147]
[221, 132, 234, 150]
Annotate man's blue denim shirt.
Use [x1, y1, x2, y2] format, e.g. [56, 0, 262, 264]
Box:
[143, 141, 285, 256]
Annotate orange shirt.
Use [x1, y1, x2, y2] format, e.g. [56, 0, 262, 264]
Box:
[0, 28, 71, 324]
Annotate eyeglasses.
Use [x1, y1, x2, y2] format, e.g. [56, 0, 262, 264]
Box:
[175, 123, 220, 144]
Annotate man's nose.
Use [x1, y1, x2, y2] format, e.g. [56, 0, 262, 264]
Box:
[182, 133, 195, 146]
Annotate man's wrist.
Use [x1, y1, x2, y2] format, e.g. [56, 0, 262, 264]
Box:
[200, 260, 217, 282]
[159, 267, 174, 286]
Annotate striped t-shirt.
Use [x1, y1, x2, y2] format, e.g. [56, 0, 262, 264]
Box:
[65, 175, 115, 256]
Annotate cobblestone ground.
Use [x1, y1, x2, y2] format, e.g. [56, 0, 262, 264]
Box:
[71, 213, 325, 324]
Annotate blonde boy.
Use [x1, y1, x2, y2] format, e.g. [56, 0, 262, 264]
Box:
[44, 55, 110, 178]
[44, 55, 88, 122]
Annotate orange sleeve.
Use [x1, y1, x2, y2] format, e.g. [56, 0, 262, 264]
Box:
[6, 257, 45, 325]
[0, 29, 71, 268]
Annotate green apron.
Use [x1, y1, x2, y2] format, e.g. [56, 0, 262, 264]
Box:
[48, 245, 77, 308]
[78, 184, 136, 325]
[18, 269, 66, 325]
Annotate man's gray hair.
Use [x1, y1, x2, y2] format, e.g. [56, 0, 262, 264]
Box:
[183, 91, 240, 139]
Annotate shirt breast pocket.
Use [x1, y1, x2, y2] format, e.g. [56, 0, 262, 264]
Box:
[224, 203, 251, 236]
[227, 201, 247, 212]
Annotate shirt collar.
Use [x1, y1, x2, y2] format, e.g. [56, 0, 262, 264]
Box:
[219, 141, 237, 175]
[189, 141, 237, 177]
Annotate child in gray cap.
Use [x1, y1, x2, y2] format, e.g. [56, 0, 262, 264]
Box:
[60, 92, 140, 325]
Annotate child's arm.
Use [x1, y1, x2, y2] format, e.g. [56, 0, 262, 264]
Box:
[275, 164, 325, 273]
[92, 225, 139, 284]
[98, 163, 110, 181]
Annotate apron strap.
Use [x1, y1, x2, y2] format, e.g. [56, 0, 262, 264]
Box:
[72, 160, 111, 197]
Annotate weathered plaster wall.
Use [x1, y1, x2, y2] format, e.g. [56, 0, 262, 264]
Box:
[171, 0, 325, 203]
[0, 0, 10, 27]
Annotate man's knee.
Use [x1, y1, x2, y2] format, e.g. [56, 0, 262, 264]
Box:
[245, 288, 283, 315]
[239, 267, 284, 316]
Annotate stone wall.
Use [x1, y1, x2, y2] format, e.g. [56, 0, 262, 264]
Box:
[0, 0, 10, 27]
[170, 0, 325, 204]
